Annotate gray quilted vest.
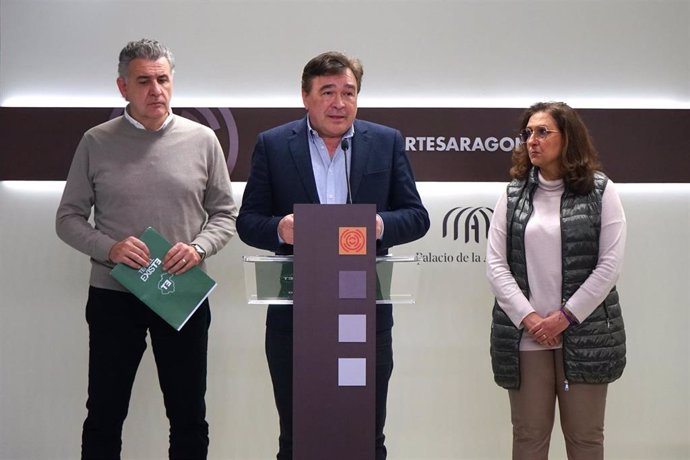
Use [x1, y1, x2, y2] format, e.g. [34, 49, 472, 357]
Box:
[490, 168, 626, 389]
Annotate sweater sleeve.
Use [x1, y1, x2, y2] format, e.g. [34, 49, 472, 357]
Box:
[486, 191, 535, 328]
[55, 134, 118, 263]
[192, 136, 238, 257]
[565, 180, 627, 322]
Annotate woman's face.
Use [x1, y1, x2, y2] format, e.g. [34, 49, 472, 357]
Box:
[525, 111, 564, 180]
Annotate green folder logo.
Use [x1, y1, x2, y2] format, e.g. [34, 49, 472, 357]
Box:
[158, 273, 176, 295]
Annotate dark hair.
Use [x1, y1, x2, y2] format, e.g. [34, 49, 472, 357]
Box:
[510, 101, 601, 194]
[118, 38, 175, 79]
[301, 51, 363, 94]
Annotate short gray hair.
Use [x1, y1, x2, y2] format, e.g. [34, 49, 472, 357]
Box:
[117, 38, 175, 79]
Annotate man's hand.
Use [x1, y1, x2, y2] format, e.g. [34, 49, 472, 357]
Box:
[163, 242, 201, 275]
[278, 214, 295, 245]
[375, 214, 384, 240]
[109, 236, 150, 269]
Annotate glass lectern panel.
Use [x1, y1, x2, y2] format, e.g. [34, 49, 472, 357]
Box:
[243, 255, 420, 305]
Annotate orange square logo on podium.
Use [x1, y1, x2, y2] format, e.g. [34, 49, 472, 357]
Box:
[339, 227, 367, 255]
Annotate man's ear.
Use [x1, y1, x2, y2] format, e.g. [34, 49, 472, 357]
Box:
[301, 89, 309, 111]
[116, 77, 128, 100]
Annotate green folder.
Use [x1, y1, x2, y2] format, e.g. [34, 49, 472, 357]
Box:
[110, 227, 217, 331]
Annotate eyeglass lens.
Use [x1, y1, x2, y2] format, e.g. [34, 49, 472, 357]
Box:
[519, 127, 550, 143]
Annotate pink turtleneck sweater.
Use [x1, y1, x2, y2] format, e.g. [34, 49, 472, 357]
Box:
[486, 172, 626, 351]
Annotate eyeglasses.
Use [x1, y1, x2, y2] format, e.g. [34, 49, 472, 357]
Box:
[519, 126, 560, 143]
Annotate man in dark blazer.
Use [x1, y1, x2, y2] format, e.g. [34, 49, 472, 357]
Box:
[237, 51, 429, 460]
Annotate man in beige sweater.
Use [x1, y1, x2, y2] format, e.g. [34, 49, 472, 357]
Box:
[56, 38, 237, 460]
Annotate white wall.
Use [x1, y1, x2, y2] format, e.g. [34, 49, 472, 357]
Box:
[1, 182, 689, 460]
[1, 1, 689, 459]
[1, 0, 688, 108]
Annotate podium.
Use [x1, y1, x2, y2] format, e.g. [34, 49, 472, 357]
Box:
[243, 204, 419, 460]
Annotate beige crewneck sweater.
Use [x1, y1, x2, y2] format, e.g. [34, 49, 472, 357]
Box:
[56, 114, 237, 291]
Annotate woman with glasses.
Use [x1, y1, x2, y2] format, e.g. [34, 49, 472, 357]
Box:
[486, 101, 627, 460]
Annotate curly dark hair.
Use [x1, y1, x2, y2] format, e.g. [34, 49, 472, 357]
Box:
[510, 102, 602, 194]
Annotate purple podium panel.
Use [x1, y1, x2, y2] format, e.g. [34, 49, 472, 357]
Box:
[293, 203, 376, 460]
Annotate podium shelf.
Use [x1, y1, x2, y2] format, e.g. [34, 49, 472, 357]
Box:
[242, 255, 421, 305]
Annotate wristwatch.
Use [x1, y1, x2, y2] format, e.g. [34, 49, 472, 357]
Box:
[191, 243, 206, 261]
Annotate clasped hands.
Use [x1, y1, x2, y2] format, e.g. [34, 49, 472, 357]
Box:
[108, 236, 200, 275]
[278, 213, 384, 245]
[522, 311, 569, 347]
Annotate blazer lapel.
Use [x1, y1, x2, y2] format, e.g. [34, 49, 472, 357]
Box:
[287, 118, 320, 203]
[349, 120, 369, 201]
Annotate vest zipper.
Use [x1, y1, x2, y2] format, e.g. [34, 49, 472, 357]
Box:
[603, 303, 611, 329]
[561, 298, 571, 392]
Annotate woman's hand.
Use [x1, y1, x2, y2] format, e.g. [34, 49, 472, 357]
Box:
[525, 311, 568, 347]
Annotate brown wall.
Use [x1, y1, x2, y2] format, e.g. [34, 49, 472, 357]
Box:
[1, 107, 688, 182]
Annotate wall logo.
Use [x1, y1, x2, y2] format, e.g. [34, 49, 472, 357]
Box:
[405, 136, 520, 153]
[109, 107, 239, 174]
[442, 206, 493, 243]
[417, 206, 494, 264]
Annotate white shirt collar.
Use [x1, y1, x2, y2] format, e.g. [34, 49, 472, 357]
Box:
[306, 117, 355, 141]
[123, 106, 174, 131]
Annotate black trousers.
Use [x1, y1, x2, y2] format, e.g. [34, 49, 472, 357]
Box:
[265, 326, 394, 460]
[81, 287, 210, 460]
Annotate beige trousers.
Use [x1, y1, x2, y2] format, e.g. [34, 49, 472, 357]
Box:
[508, 349, 608, 460]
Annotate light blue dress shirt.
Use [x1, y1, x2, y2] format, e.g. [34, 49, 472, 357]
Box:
[307, 118, 354, 204]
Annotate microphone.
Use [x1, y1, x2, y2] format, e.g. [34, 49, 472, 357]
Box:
[341, 139, 352, 204]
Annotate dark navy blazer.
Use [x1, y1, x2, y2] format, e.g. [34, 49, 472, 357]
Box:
[237, 116, 430, 330]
